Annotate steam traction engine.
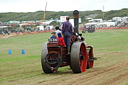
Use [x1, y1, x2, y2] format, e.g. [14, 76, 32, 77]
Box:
[41, 10, 97, 73]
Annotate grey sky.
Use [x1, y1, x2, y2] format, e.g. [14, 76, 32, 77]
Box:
[0, 0, 128, 12]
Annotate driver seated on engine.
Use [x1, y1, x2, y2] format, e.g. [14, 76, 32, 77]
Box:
[57, 33, 65, 47]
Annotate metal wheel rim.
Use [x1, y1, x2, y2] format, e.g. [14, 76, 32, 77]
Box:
[88, 50, 94, 68]
[87, 48, 94, 69]
[41, 42, 53, 73]
[89, 60, 94, 68]
[70, 42, 87, 73]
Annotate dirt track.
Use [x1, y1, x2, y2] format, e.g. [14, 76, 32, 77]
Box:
[37, 61, 128, 85]
[33, 51, 128, 85]
[0, 35, 13, 38]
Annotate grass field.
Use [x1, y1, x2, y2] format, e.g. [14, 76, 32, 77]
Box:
[0, 29, 128, 85]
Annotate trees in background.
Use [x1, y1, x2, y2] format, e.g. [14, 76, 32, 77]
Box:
[0, 8, 128, 23]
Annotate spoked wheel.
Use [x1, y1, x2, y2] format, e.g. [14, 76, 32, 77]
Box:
[87, 47, 94, 69]
[41, 43, 61, 73]
[70, 42, 87, 73]
[45, 51, 61, 73]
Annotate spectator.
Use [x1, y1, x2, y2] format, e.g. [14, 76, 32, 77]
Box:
[2, 31, 4, 36]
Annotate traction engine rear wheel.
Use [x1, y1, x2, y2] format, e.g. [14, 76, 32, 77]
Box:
[41, 43, 53, 73]
[70, 42, 87, 73]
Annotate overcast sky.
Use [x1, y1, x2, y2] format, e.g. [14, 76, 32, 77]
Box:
[0, 0, 128, 12]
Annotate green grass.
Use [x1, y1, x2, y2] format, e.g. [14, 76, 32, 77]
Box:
[0, 29, 128, 85]
[0, 33, 51, 83]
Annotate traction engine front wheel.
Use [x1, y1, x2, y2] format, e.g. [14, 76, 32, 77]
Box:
[87, 46, 94, 69]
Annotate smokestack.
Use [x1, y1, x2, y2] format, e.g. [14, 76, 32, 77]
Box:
[73, 10, 79, 34]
